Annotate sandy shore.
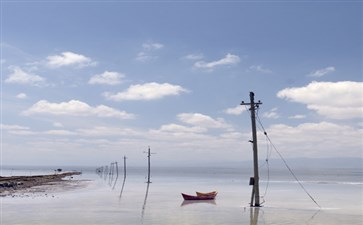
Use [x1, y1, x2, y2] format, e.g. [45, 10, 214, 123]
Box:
[0, 171, 87, 197]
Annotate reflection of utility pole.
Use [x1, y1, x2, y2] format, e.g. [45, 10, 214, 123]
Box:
[119, 156, 127, 200]
[112, 161, 119, 190]
[141, 182, 150, 221]
[249, 207, 260, 225]
[114, 161, 118, 178]
[241, 92, 262, 207]
[144, 146, 156, 183]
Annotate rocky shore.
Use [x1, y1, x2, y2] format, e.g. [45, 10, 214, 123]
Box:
[0, 171, 83, 197]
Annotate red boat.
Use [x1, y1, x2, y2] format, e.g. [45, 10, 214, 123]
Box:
[181, 193, 216, 200]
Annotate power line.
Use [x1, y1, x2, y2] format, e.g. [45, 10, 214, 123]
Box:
[255, 113, 321, 209]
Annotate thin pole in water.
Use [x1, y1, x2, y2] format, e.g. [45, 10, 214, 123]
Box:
[123, 156, 127, 178]
[144, 146, 156, 183]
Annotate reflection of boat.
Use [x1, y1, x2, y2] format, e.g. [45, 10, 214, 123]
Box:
[196, 191, 218, 197]
[181, 200, 216, 206]
[181, 193, 215, 200]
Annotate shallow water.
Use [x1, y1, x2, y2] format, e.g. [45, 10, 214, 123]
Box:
[1, 166, 362, 225]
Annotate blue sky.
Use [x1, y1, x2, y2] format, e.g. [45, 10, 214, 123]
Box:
[1, 1, 362, 167]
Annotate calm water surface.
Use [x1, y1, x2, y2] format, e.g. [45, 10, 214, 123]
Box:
[1, 166, 362, 225]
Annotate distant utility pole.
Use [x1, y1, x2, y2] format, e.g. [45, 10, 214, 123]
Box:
[241, 92, 262, 207]
[144, 146, 156, 183]
[123, 156, 127, 178]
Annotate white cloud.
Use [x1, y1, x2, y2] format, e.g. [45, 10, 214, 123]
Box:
[135, 41, 164, 62]
[277, 81, 363, 119]
[0, 124, 35, 135]
[103, 82, 189, 101]
[262, 107, 279, 119]
[142, 41, 164, 50]
[5, 66, 46, 86]
[267, 121, 362, 158]
[194, 53, 240, 71]
[157, 123, 207, 133]
[307, 66, 335, 77]
[249, 65, 272, 73]
[22, 100, 135, 119]
[0, 124, 30, 130]
[16, 93, 28, 99]
[76, 126, 141, 137]
[88, 71, 125, 85]
[177, 113, 229, 129]
[53, 122, 64, 128]
[224, 105, 246, 115]
[289, 114, 306, 119]
[44, 130, 76, 136]
[135, 52, 155, 62]
[184, 53, 204, 60]
[46, 52, 95, 68]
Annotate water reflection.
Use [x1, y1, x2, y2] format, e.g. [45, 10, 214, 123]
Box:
[246, 207, 321, 225]
[306, 210, 321, 225]
[141, 182, 150, 222]
[119, 177, 126, 200]
[180, 200, 216, 207]
[112, 166, 119, 190]
[119, 156, 127, 199]
[249, 207, 260, 225]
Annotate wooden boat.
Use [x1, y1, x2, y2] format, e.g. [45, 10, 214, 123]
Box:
[181, 193, 215, 200]
[196, 191, 218, 197]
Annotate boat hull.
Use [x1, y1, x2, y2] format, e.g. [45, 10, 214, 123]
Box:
[181, 193, 215, 200]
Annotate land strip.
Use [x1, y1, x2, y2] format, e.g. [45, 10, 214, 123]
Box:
[0, 171, 84, 197]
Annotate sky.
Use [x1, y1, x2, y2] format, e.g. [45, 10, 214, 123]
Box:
[1, 1, 362, 167]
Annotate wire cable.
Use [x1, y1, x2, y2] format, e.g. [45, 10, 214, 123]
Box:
[255, 113, 321, 209]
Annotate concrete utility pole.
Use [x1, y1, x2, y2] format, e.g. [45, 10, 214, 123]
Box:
[144, 146, 155, 183]
[241, 92, 262, 207]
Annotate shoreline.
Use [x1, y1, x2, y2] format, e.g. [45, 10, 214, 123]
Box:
[0, 171, 86, 197]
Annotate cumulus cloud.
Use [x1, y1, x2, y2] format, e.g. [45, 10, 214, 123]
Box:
[262, 107, 279, 119]
[46, 52, 96, 68]
[307, 66, 335, 77]
[267, 121, 362, 157]
[103, 82, 189, 101]
[22, 100, 135, 119]
[224, 105, 246, 115]
[194, 53, 240, 71]
[177, 113, 229, 129]
[88, 71, 125, 85]
[5, 66, 46, 86]
[16, 93, 28, 99]
[277, 81, 363, 119]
